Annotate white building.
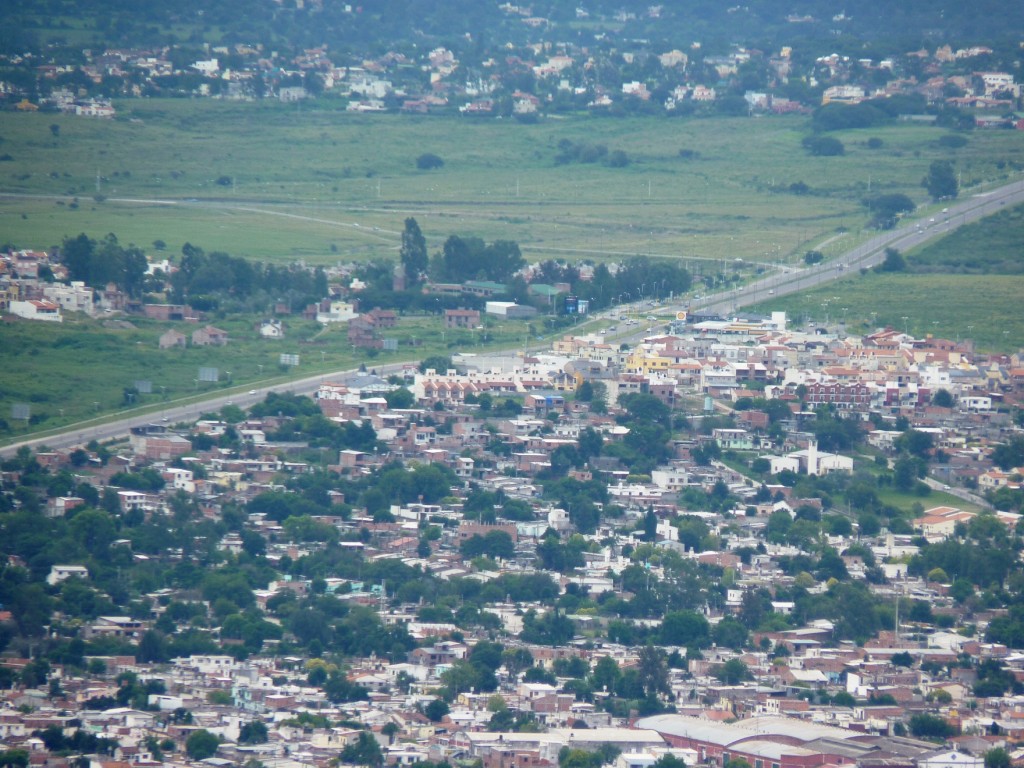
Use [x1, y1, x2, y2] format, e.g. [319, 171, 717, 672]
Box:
[43, 282, 95, 315]
[47, 564, 90, 586]
[8, 299, 62, 322]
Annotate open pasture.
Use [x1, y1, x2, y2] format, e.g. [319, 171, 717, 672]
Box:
[3, 101, 1022, 267]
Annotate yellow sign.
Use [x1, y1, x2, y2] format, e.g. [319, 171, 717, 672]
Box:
[675, 311, 688, 321]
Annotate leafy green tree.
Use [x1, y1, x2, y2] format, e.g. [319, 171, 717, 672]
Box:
[909, 713, 957, 739]
[520, 609, 575, 645]
[802, 135, 844, 156]
[637, 645, 670, 697]
[0, 750, 29, 768]
[185, 730, 220, 760]
[399, 217, 428, 283]
[865, 194, 915, 229]
[239, 721, 268, 744]
[653, 755, 687, 768]
[590, 656, 621, 693]
[877, 247, 906, 272]
[460, 531, 515, 560]
[340, 732, 383, 767]
[660, 610, 710, 646]
[502, 648, 534, 678]
[984, 748, 1011, 768]
[924, 160, 958, 200]
[715, 659, 751, 685]
[424, 698, 450, 722]
[712, 617, 748, 650]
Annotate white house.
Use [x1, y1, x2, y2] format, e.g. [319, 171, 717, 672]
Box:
[47, 564, 90, 586]
[259, 319, 285, 338]
[8, 299, 62, 322]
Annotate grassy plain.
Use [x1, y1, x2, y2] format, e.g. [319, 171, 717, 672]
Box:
[0, 308, 539, 441]
[750, 271, 1024, 351]
[907, 201, 1024, 274]
[3, 101, 1023, 268]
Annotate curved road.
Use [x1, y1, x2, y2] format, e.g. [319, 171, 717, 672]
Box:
[3, 176, 1023, 459]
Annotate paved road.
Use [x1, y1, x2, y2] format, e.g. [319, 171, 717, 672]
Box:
[0, 361, 411, 458]
[3, 176, 1023, 459]
[694, 177, 1024, 317]
[923, 477, 993, 510]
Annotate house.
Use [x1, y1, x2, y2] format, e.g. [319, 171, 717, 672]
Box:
[259, 319, 284, 339]
[445, 309, 481, 329]
[47, 565, 90, 586]
[192, 325, 229, 346]
[8, 299, 62, 322]
[158, 329, 187, 349]
[913, 506, 975, 539]
[85, 616, 149, 640]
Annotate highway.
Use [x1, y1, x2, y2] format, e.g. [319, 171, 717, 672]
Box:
[695, 176, 1024, 317]
[3, 175, 1023, 459]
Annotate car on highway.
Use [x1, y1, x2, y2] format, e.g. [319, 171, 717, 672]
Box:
[249, 389, 257, 395]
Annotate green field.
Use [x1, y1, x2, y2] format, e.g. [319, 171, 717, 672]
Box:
[908, 202, 1024, 274]
[752, 271, 1024, 351]
[3, 101, 1023, 269]
[0, 309, 538, 443]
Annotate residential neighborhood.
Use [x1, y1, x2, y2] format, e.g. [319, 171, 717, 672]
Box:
[2, 255, 1024, 768]
[1, 9, 1022, 125]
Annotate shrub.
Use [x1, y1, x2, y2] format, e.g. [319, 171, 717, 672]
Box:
[416, 153, 444, 170]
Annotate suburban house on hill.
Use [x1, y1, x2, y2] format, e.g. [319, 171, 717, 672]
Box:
[192, 325, 229, 346]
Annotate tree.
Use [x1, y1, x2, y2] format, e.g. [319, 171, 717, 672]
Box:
[909, 713, 956, 739]
[984, 748, 1011, 768]
[185, 730, 220, 760]
[399, 217, 428, 283]
[933, 389, 954, 408]
[652, 755, 687, 768]
[137, 630, 168, 663]
[877, 247, 906, 272]
[865, 194, 915, 229]
[924, 160, 958, 200]
[637, 645, 670, 697]
[62, 233, 95, 283]
[416, 153, 444, 170]
[660, 610, 710, 647]
[424, 698, 450, 722]
[239, 721, 268, 744]
[340, 732, 383, 767]
[802, 135, 844, 156]
[715, 658, 750, 685]
[502, 648, 534, 678]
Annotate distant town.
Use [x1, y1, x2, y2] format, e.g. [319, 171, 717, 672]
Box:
[2, 12, 1022, 128]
